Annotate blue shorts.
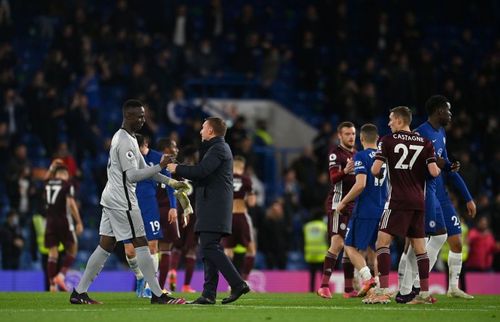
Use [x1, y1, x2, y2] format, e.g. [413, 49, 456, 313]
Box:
[424, 193, 446, 235]
[345, 217, 379, 251]
[440, 199, 462, 237]
[124, 198, 162, 243]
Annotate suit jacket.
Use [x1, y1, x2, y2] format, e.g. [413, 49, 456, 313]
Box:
[175, 136, 233, 234]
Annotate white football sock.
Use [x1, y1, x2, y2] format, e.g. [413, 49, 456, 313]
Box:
[359, 266, 372, 281]
[136, 246, 163, 297]
[448, 251, 462, 290]
[76, 245, 110, 294]
[400, 246, 418, 295]
[151, 253, 159, 274]
[398, 252, 407, 289]
[126, 256, 144, 279]
[427, 234, 447, 270]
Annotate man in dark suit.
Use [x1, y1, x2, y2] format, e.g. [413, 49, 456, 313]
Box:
[167, 117, 249, 305]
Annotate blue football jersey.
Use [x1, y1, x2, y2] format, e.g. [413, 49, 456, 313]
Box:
[136, 149, 162, 199]
[352, 148, 387, 219]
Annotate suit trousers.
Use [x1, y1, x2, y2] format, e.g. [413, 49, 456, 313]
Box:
[199, 231, 244, 299]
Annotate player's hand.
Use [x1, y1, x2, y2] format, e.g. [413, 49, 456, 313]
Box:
[168, 208, 177, 224]
[436, 157, 446, 169]
[466, 200, 477, 218]
[344, 158, 354, 174]
[160, 155, 170, 168]
[166, 163, 177, 173]
[336, 202, 346, 214]
[76, 222, 84, 236]
[450, 161, 461, 172]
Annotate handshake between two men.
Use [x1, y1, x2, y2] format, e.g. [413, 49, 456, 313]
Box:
[159, 154, 193, 227]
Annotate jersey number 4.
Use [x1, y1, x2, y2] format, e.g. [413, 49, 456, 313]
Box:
[394, 144, 423, 170]
[45, 185, 62, 205]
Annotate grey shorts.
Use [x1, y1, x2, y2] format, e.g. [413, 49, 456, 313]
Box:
[99, 207, 145, 241]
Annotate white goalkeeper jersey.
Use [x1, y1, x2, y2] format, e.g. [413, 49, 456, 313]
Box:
[100, 128, 145, 211]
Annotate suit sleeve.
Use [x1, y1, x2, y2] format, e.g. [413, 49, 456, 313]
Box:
[176, 145, 224, 180]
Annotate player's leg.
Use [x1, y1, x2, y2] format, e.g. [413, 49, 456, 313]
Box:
[443, 203, 473, 298]
[47, 246, 59, 292]
[182, 248, 197, 293]
[181, 221, 198, 293]
[158, 240, 172, 290]
[70, 234, 115, 304]
[317, 211, 342, 298]
[124, 241, 145, 297]
[54, 236, 78, 292]
[240, 213, 256, 282]
[406, 210, 436, 305]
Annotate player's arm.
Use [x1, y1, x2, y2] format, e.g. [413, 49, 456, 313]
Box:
[337, 173, 367, 213]
[371, 159, 384, 178]
[329, 157, 354, 184]
[446, 171, 476, 217]
[425, 141, 440, 177]
[67, 196, 83, 235]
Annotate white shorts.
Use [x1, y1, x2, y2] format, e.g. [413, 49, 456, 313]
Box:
[99, 207, 145, 241]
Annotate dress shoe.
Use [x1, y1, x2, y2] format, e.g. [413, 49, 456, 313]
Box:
[187, 296, 216, 305]
[221, 283, 250, 304]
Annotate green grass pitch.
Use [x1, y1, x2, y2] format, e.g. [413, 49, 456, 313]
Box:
[0, 292, 499, 322]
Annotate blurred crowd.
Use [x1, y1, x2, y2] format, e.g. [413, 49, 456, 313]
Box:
[0, 0, 499, 272]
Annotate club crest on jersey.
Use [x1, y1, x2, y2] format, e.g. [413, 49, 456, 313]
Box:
[340, 223, 346, 230]
[126, 151, 134, 159]
[429, 220, 436, 228]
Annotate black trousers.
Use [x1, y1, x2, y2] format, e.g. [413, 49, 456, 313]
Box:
[199, 232, 244, 299]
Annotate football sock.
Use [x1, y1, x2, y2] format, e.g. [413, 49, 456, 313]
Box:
[241, 255, 255, 281]
[359, 266, 372, 281]
[135, 246, 163, 297]
[151, 253, 159, 275]
[171, 249, 181, 270]
[158, 250, 171, 288]
[427, 234, 447, 270]
[48, 257, 58, 281]
[76, 245, 110, 294]
[126, 256, 144, 280]
[342, 255, 354, 292]
[61, 254, 76, 275]
[448, 251, 462, 290]
[320, 252, 337, 287]
[184, 255, 196, 285]
[398, 252, 407, 289]
[376, 247, 391, 289]
[400, 246, 418, 295]
[416, 252, 430, 292]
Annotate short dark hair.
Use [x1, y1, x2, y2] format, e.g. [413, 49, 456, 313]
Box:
[122, 99, 143, 113]
[157, 137, 175, 151]
[425, 95, 449, 116]
[390, 106, 412, 125]
[206, 117, 227, 136]
[337, 121, 355, 132]
[360, 123, 378, 143]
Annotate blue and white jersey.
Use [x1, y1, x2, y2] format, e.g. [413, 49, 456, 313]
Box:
[136, 149, 174, 201]
[352, 148, 387, 219]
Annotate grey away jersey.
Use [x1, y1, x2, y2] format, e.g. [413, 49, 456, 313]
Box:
[100, 128, 146, 210]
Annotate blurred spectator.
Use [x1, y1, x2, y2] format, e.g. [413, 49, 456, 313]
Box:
[66, 91, 99, 162]
[467, 215, 500, 271]
[53, 142, 80, 179]
[0, 88, 25, 142]
[260, 199, 288, 269]
[312, 122, 333, 171]
[204, 0, 224, 40]
[170, 4, 193, 49]
[0, 209, 24, 269]
[6, 144, 32, 214]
